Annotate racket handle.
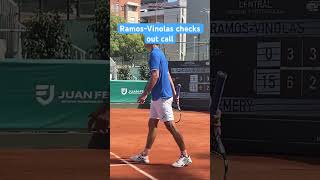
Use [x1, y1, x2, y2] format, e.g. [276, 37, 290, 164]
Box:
[176, 84, 181, 97]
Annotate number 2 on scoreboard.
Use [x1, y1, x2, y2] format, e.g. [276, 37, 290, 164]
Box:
[309, 75, 318, 90]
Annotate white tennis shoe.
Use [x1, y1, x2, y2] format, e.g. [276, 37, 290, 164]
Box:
[172, 155, 192, 168]
[130, 153, 150, 164]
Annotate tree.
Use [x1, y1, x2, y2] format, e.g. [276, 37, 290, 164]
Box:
[139, 62, 150, 80]
[110, 15, 145, 62]
[117, 66, 132, 80]
[87, 0, 109, 60]
[23, 10, 71, 59]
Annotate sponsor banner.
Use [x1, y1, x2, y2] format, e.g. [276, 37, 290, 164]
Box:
[0, 59, 108, 130]
[110, 80, 149, 103]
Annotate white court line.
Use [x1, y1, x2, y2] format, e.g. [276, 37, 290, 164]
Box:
[110, 152, 158, 180]
[110, 164, 129, 167]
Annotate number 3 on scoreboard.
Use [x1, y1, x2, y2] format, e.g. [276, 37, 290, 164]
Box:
[309, 48, 317, 62]
[287, 48, 294, 61]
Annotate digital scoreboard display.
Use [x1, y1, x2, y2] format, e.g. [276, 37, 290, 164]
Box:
[212, 20, 320, 116]
[169, 61, 210, 110]
[169, 61, 210, 98]
[214, 37, 320, 97]
[211, 2, 320, 153]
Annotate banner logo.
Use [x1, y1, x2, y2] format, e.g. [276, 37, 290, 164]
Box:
[35, 85, 55, 106]
[121, 88, 128, 95]
[35, 84, 108, 105]
[120, 88, 144, 95]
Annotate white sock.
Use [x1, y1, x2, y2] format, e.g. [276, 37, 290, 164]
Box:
[181, 150, 188, 157]
[142, 148, 150, 156]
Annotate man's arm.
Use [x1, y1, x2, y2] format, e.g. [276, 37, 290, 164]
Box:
[138, 51, 160, 104]
[168, 72, 180, 103]
[142, 70, 159, 96]
[138, 70, 159, 104]
[168, 72, 177, 96]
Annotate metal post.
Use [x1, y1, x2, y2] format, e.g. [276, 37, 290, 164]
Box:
[67, 0, 70, 20]
[38, 0, 42, 9]
[206, 10, 210, 60]
[198, 34, 200, 61]
[155, 0, 158, 22]
[18, 0, 21, 21]
[76, 0, 80, 18]
[201, 8, 210, 60]
[193, 36, 196, 61]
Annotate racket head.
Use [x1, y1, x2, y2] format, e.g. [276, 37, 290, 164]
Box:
[176, 84, 181, 111]
[176, 84, 182, 95]
[174, 84, 182, 123]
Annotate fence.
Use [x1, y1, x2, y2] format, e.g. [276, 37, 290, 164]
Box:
[112, 52, 149, 66]
[18, 0, 97, 20]
[0, 0, 23, 58]
[0, 0, 99, 59]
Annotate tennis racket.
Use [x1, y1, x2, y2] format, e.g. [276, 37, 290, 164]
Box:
[174, 84, 182, 124]
[211, 71, 228, 180]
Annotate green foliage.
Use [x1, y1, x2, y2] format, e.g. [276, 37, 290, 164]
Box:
[110, 15, 145, 61]
[87, 0, 109, 60]
[117, 66, 132, 80]
[139, 63, 150, 80]
[23, 10, 71, 59]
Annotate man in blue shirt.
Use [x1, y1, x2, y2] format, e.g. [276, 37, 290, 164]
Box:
[130, 44, 192, 168]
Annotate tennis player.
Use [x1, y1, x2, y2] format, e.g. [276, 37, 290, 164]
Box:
[130, 44, 192, 168]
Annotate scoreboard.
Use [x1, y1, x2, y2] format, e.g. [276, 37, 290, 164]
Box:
[214, 37, 320, 97]
[212, 20, 320, 116]
[211, 15, 320, 153]
[169, 61, 210, 110]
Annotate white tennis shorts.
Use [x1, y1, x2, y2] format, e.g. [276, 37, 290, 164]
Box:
[149, 97, 174, 122]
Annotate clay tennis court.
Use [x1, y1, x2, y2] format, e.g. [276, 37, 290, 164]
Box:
[212, 154, 320, 180]
[110, 107, 210, 180]
[0, 149, 107, 180]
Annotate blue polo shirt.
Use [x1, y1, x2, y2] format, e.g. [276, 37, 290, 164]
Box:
[148, 47, 172, 101]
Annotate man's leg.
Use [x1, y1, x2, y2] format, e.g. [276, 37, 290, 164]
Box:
[130, 119, 159, 164]
[130, 98, 160, 164]
[162, 98, 189, 158]
[164, 121, 187, 156]
[164, 121, 192, 167]
[142, 118, 159, 156]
